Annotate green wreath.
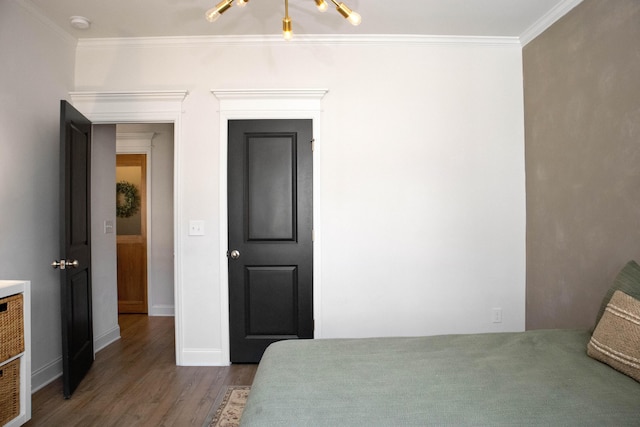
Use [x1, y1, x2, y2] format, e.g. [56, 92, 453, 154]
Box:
[116, 181, 141, 218]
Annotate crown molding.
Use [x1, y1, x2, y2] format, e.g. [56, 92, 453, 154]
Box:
[212, 89, 328, 100]
[70, 90, 188, 104]
[520, 0, 583, 46]
[212, 89, 329, 113]
[77, 34, 521, 50]
[69, 90, 188, 122]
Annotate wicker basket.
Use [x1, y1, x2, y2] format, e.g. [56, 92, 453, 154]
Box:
[0, 358, 20, 426]
[0, 294, 24, 362]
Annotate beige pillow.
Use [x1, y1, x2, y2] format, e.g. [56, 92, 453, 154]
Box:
[593, 260, 640, 329]
[588, 290, 640, 382]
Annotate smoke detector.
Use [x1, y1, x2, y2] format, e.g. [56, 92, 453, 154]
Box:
[69, 16, 91, 30]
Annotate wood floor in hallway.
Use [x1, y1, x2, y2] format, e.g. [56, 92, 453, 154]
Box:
[26, 314, 257, 427]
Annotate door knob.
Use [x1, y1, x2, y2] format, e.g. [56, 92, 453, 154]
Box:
[51, 259, 79, 270]
[229, 250, 240, 260]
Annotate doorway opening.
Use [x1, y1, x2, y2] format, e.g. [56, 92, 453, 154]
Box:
[115, 123, 175, 317]
[72, 89, 186, 364]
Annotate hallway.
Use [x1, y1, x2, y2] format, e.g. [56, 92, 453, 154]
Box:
[27, 315, 257, 426]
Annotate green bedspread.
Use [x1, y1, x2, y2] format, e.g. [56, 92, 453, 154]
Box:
[241, 330, 640, 426]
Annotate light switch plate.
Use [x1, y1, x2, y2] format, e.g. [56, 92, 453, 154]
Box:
[189, 220, 205, 236]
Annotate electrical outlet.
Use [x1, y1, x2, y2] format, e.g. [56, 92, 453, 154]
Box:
[492, 308, 503, 323]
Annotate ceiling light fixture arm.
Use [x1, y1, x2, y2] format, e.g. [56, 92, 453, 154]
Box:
[283, 0, 293, 40]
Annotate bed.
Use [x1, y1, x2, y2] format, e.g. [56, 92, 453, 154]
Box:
[241, 262, 640, 426]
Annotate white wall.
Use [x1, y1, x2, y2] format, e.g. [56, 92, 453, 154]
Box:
[91, 125, 120, 351]
[74, 37, 526, 362]
[0, 0, 76, 388]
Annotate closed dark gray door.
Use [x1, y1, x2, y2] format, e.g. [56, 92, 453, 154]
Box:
[228, 119, 313, 363]
[58, 100, 94, 398]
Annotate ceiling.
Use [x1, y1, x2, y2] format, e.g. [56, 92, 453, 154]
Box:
[26, 0, 578, 40]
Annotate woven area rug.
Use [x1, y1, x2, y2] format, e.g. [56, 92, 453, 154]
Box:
[203, 386, 251, 427]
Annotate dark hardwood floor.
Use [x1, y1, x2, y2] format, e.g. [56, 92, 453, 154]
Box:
[26, 314, 257, 427]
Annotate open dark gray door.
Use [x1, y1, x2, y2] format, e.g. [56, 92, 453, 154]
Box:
[54, 100, 94, 398]
[228, 119, 314, 363]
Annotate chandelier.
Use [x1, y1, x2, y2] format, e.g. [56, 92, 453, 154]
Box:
[205, 0, 362, 40]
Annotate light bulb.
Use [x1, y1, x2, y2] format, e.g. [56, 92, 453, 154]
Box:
[236, 0, 248, 7]
[335, 3, 362, 26]
[205, 8, 221, 22]
[347, 10, 361, 26]
[315, 0, 328, 12]
[282, 17, 293, 40]
[205, 0, 233, 22]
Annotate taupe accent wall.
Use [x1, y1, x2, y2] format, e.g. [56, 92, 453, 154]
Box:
[524, 0, 640, 329]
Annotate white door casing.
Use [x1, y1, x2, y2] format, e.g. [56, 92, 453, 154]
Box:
[69, 91, 187, 363]
[212, 89, 327, 364]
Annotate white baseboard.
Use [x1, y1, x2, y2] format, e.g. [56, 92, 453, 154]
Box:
[94, 324, 121, 352]
[31, 326, 121, 394]
[179, 348, 230, 366]
[149, 304, 174, 316]
[31, 357, 62, 393]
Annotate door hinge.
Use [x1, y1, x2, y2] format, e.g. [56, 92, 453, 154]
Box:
[312, 229, 315, 242]
[311, 139, 315, 151]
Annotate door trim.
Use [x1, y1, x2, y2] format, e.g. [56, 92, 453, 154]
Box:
[69, 90, 187, 364]
[213, 89, 328, 365]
